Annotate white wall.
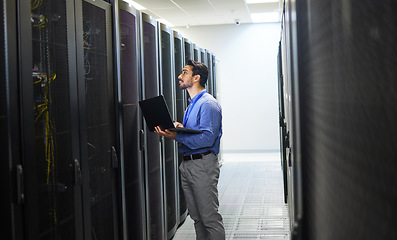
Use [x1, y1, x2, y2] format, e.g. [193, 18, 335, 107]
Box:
[173, 23, 281, 152]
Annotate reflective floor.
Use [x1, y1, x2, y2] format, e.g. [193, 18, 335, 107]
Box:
[173, 152, 290, 240]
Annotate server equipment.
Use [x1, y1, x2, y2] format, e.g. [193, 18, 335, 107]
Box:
[281, 0, 397, 239]
[158, 23, 179, 239]
[117, 1, 146, 239]
[277, 41, 288, 204]
[174, 31, 189, 225]
[1, 0, 24, 239]
[193, 43, 200, 62]
[205, 50, 214, 96]
[16, 0, 120, 239]
[79, 1, 120, 239]
[211, 54, 217, 99]
[200, 48, 206, 65]
[2, 2, 219, 239]
[141, 12, 166, 240]
[184, 38, 193, 66]
[20, 1, 81, 238]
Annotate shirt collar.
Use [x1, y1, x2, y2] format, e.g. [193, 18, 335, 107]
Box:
[188, 89, 206, 104]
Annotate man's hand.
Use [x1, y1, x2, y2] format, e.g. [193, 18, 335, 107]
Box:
[173, 121, 183, 128]
[154, 126, 177, 139]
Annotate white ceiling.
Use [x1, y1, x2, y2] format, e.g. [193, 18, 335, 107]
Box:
[128, 0, 282, 27]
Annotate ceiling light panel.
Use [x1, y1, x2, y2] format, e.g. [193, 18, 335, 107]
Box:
[251, 12, 280, 22]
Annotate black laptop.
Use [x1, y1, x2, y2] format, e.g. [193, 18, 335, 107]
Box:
[139, 95, 202, 134]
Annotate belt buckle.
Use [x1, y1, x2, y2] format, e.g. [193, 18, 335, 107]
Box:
[189, 154, 194, 160]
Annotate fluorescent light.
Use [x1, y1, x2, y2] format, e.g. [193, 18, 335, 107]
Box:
[251, 12, 280, 23]
[246, 0, 279, 3]
[122, 0, 146, 10]
[157, 19, 174, 27]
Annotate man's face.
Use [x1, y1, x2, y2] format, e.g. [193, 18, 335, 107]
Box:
[178, 65, 194, 90]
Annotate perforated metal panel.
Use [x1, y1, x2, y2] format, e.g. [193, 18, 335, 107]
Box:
[160, 25, 179, 238]
[295, 0, 397, 239]
[82, 1, 116, 239]
[30, 1, 77, 238]
[174, 33, 189, 224]
[119, 3, 146, 240]
[142, 13, 166, 240]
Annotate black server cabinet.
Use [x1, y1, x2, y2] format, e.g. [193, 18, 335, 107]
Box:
[277, 41, 288, 204]
[17, 0, 120, 239]
[200, 48, 206, 65]
[174, 31, 189, 224]
[184, 38, 193, 65]
[296, 0, 397, 239]
[117, 2, 146, 239]
[159, 23, 179, 239]
[19, 0, 82, 238]
[78, 1, 119, 239]
[1, 0, 24, 239]
[211, 54, 217, 99]
[205, 50, 213, 96]
[141, 13, 166, 240]
[183, 38, 193, 104]
[193, 43, 200, 62]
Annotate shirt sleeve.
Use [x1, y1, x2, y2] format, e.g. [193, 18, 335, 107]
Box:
[175, 101, 222, 150]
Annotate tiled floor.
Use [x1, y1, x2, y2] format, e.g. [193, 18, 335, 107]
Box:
[173, 152, 290, 239]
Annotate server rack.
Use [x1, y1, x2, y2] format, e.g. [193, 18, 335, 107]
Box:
[158, 23, 179, 239]
[200, 48, 206, 65]
[205, 50, 213, 96]
[211, 54, 217, 99]
[277, 41, 288, 204]
[1, 0, 24, 239]
[117, 1, 146, 239]
[175, 31, 189, 224]
[141, 12, 166, 240]
[78, 1, 120, 239]
[184, 38, 193, 65]
[280, 0, 302, 236]
[16, 0, 120, 239]
[281, 0, 397, 239]
[19, 0, 83, 238]
[193, 43, 200, 62]
[183, 38, 194, 105]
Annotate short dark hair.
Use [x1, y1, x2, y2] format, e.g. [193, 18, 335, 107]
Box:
[186, 60, 208, 87]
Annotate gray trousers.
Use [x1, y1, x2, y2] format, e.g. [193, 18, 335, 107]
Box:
[179, 153, 225, 240]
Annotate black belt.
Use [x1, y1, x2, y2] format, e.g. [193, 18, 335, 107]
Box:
[183, 151, 212, 161]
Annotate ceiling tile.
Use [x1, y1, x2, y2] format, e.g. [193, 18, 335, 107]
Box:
[134, 0, 281, 27]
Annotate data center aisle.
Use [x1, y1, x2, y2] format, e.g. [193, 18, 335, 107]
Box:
[173, 152, 290, 239]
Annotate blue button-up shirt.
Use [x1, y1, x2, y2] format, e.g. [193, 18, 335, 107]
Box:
[175, 90, 222, 155]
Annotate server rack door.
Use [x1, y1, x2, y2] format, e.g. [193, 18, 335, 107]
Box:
[18, 0, 84, 238]
[193, 44, 199, 62]
[174, 33, 189, 224]
[293, 1, 397, 239]
[206, 51, 213, 96]
[159, 23, 179, 239]
[141, 12, 166, 240]
[118, 2, 147, 240]
[183, 39, 193, 104]
[1, 0, 24, 239]
[277, 41, 288, 204]
[19, 1, 86, 239]
[77, 0, 119, 239]
[212, 55, 217, 99]
[200, 48, 206, 65]
[184, 38, 193, 65]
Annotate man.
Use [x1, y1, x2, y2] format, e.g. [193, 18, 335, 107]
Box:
[154, 60, 225, 239]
